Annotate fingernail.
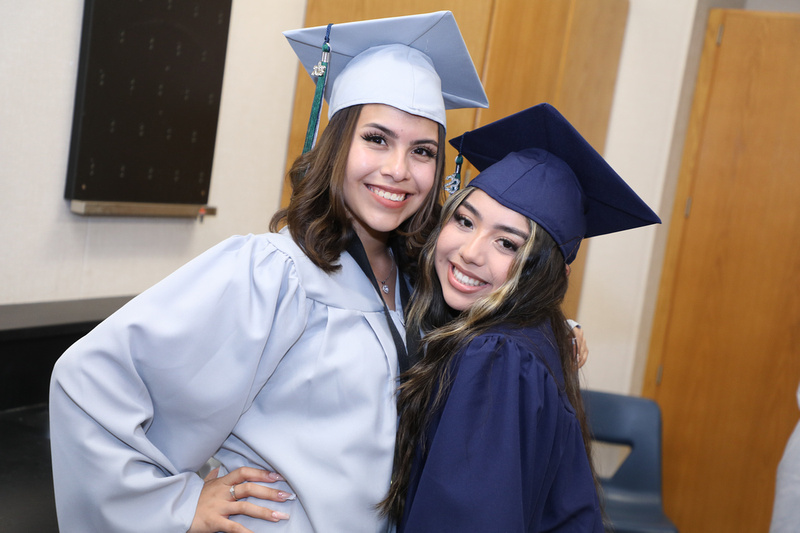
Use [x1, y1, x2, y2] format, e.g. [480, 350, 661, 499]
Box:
[272, 511, 290, 520]
[278, 491, 297, 501]
[267, 471, 285, 482]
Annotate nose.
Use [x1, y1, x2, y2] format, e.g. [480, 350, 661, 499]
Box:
[458, 234, 484, 266]
[382, 148, 409, 182]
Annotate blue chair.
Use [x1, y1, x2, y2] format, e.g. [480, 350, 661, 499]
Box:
[581, 389, 679, 533]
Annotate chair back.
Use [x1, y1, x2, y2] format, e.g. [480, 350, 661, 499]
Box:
[581, 389, 663, 495]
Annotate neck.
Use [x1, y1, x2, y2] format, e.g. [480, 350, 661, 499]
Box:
[352, 222, 396, 308]
[352, 221, 390, 266]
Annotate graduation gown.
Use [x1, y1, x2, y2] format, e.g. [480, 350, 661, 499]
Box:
[770, 382, 800, 532]
[49, 231, 403, 532]
[399, 325, 603, 532]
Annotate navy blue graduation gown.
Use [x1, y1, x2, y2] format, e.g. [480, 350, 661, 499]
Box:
[399, 324, 603, 532]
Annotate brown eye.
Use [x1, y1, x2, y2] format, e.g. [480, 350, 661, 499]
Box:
[499, 238, 519, 252]
[454, 213, 473, 229]
[361, 133, 386, 145]
[413, 146, 437, 158]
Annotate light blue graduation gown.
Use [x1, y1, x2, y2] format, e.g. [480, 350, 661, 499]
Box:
[49, 231, 402, 532]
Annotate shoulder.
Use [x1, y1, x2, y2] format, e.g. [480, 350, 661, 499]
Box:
[462, 324, 557, 366]
[212, 231, 327, 286]
[239, 231, 385, 312]
[455, 323, 567, 397]
[191, 233, 310, 291]
[228, 230, 309, 267]
[191, 232, 300, 266]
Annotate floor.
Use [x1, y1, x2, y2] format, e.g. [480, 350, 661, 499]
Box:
[0, 404, 59, 531]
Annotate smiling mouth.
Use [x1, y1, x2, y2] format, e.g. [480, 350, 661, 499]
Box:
[368, 185, 408, 202]
[452, 265, 487, 287]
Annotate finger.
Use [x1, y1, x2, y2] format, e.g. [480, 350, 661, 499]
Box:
[578, 334, 589, 368]
[189, 497, 259, 533]
[231, 501, 291, 523]
[214, 517, 256, 533]
[231, 481, 296, 503]
[577, 338, 589, 368]
[225, 467, 284, 485]
[577, 348, 589, 368]
[204, 467, 220, 482]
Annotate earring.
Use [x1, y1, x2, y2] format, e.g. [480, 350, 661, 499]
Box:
[444, 153, 463, 195]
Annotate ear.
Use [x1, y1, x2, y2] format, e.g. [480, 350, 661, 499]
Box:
[565, 264, 571, 277]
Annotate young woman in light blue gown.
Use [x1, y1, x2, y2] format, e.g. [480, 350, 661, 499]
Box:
[49, 12, 488, 533]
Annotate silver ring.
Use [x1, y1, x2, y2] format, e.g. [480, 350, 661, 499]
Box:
[230, 484, 238, 501]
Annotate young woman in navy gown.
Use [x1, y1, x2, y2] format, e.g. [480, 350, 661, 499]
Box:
[382, 103, 661, 532]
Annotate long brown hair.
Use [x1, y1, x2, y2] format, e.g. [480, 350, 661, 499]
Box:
[380, 187, 598, 520]
[269, 105, 447, 275]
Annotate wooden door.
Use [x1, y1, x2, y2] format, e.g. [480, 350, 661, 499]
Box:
[644, 10, 800, 532]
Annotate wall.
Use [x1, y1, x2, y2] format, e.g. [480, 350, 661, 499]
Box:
[0, 0, 305, 306]
[745, 0, 800, 9]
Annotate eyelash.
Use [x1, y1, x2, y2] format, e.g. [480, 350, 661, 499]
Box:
[454, 213, 472, 228]
[414, 146, 437, 159]
[453, 212, 520, 252]
[499, 238, 519, 252]
[361, 132, 386, 145]
[360, 132, 437, 159]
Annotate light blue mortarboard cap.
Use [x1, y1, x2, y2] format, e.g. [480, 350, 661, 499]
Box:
[283, 11, 488, 129]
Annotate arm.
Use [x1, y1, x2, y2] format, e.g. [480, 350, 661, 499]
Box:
[49, 235, 308, 532]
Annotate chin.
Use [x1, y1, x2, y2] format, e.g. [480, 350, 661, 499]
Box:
[442, 292, 471, 313]
[373, 213, 412, 233]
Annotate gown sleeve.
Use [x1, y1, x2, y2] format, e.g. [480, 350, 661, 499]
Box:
[49, 234, 309, 532]
[400, 331, 602, 532]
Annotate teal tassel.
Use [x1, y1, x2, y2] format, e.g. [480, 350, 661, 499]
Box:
[302, 25, 332, 154]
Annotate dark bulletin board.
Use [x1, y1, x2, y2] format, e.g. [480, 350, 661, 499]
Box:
[65, 0, 232, 213]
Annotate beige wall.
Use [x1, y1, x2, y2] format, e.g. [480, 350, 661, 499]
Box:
[0, 0, 305, 305]
[1, 0, 797, 392]
[579, 0, 725, 394]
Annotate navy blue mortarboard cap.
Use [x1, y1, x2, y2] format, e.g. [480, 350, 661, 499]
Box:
[449, 103, 661, 264]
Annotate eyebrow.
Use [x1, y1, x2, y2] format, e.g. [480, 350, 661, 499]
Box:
[363, 123, 438, 147]
[461, 200, 530, 240]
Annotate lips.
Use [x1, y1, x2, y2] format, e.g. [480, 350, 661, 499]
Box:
[367, 185, 408, 203]
[451, 264, 487, 288]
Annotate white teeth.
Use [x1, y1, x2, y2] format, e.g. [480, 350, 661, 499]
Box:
[453, 266, 486, 287]
[368, 186, 407, 202]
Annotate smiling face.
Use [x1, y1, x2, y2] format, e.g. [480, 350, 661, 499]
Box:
[343, 104, 440, 244]
[434, 189, 531, 312]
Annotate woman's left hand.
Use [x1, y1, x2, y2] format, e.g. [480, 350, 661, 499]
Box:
[572, 325, 589, 369]
[189, 467, 294, 533]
